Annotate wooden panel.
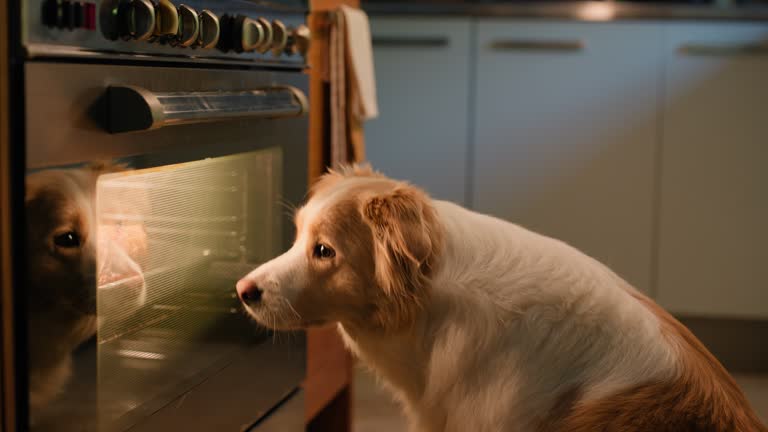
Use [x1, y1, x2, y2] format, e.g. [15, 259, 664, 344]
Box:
[305, 5, 356, 428]
[473, 21, 663, 291]
[304, 325, 352, 423]
[657, 23, 768, 318]
[307, 0, 362, 182]
[308, 11, 332, 182]
[310, 0, 359, 12]
[306, 386, 351, 432]
[1, 0, 18, 429]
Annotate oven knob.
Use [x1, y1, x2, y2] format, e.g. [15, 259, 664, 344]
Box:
[42, 0, 60, 28]
[216, 14, 235, 52]
[270, 19, 288, 56]
[197, 9, 220, 49]
[176, 4, 199, 47]
[238, 16, 265, 53]
[153, 0, 178, 37]
[118, 0, 155, 41]
[285, 24, 311, 57]
[254, 17, 273, 53]
[294, 24, 311, 56]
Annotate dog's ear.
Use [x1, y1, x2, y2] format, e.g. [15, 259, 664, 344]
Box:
[362, 184, 442, 331]
[336, 162, 379, 178]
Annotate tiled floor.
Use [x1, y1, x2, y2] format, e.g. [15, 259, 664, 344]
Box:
[353, 368, 768, 431]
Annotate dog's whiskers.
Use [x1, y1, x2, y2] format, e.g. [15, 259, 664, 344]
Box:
[276, 197, 297, 217]
[280, 297, 302, 322]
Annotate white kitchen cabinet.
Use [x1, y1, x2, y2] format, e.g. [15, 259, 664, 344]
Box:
[366, 17, 472, 204]
[471, 21, 663, 291]
[656, 23, 768, 318]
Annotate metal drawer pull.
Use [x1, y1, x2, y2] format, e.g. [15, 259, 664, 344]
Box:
[679, 42, 768, 56]
[489, 39, 584, 52]
[106, 85, 308, 133]
[372, 36, 449, 48]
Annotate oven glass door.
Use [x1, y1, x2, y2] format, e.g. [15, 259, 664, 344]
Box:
[24, 63, 308, 431]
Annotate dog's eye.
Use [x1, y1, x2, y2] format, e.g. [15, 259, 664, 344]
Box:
[313, 243, 335, 259]
[53, 232, 81, 249]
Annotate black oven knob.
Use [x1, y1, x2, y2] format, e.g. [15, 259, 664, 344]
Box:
[153, 0, 178, 38]
[42, 0, 60, 28]
[176, 4, 199, 47]
[61, 0, 74, 29]
[270, 19, 287, 56]
[216, 14, 234, 52]
[117, 0, 155, 41]
[197, 9, 220, 49]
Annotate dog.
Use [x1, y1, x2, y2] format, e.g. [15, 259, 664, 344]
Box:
[236, 164, 766, 432]
[25, 164, 147, 415]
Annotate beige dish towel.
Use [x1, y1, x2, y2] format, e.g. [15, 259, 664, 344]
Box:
[329, 5, 379, 167]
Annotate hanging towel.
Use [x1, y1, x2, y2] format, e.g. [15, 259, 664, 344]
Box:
[329, 5, 378, 167]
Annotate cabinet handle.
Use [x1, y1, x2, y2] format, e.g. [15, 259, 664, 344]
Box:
[372, 36, 449, 48]
[489, 39, 584, 52]
[679, 42, 768, 56]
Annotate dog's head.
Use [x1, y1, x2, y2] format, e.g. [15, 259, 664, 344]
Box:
[236, 164, 444, 332]
[26, 168, 103, 318]
[25, 164, 147, 325]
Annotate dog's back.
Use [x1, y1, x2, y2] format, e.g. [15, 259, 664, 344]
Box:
[547, 290, 765, 432]
[416, 200, 766, 432]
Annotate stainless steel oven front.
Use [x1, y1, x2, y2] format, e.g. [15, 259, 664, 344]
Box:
[15, 1, 311, 431]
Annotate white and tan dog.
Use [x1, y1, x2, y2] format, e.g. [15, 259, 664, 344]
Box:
[236, 165, 765, 432]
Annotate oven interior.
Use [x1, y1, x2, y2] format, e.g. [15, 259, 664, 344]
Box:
[94, 150, 283, 429]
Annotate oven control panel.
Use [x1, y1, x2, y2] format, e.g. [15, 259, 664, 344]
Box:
[25, 0, 309, 67]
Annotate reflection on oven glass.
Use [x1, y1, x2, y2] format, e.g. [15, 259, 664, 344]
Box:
[26, 149, 283, 431]
[25, 163, 127, 426]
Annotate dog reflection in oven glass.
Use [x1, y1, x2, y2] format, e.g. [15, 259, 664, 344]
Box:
[25, 164, 147, 418]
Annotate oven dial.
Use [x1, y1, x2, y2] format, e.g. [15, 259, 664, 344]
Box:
[234, 16, 272, 53]
[238, 16, 265, 52]
[270, 19, 288, 56]
[254, 17, 273, 53]
[153, 0, 178, 37]
[118, 0, 155, 41]
[176, 4, 199, 47]
[197, 9, 220, 49]
[292, 24, 311, 57]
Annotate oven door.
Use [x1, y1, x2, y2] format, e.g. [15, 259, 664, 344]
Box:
[24, 63, 308, 431]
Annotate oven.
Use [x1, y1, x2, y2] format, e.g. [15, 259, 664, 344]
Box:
[7, 0, 311, 430]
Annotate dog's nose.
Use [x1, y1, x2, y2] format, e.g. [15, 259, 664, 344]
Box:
[236, 278, 263, 305]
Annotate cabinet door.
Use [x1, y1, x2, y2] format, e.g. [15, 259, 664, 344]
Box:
[472, 21, 663, 290]
[657, 23, 768, 318]
[366, 17, 471, 204]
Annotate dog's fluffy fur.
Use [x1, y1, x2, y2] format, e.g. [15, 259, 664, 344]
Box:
[25, 164, 146, 414]
[237, 165, 766, 432]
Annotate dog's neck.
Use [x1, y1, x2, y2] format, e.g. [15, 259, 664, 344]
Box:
[338, 320, 432, 405]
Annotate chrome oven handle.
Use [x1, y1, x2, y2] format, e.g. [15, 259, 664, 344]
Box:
[106, 85, 309, 133]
